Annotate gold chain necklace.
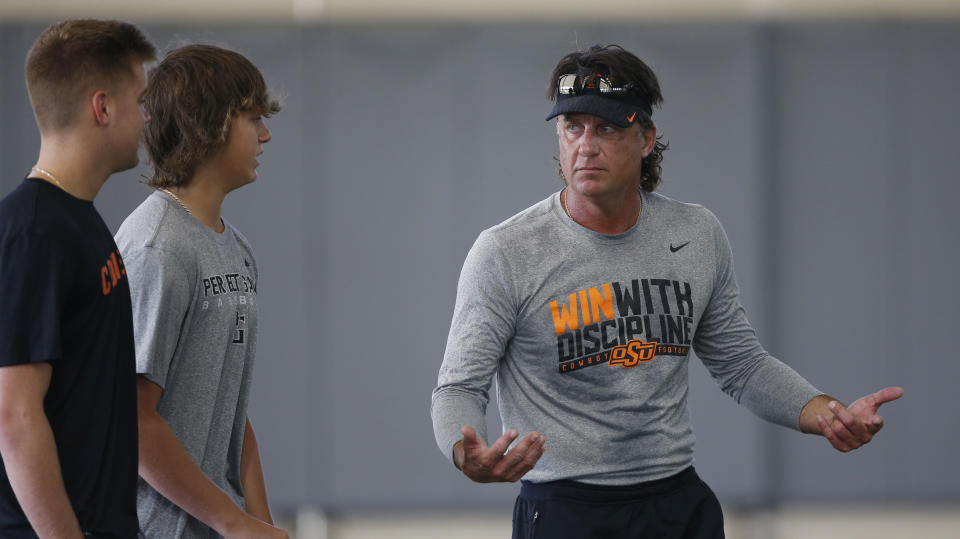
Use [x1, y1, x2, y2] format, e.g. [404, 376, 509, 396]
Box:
[561, 188, 642, 229]
[158, 188, 192, 215]
[30, 166, 64, 189]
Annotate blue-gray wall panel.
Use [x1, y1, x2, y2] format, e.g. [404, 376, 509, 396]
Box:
[772, 22, 960, 501]
[1, 21, 955, 513]
[774, 22, 902, 500]
[0, 25, 44, 198]
[894, 22, 960, 498]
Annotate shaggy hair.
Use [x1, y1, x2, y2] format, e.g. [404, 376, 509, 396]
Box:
[142, 44, 282, 188]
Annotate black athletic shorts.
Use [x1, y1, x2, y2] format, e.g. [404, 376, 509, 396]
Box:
[512, 466, 724, 539]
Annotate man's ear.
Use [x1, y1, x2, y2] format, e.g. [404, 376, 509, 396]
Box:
[640, 124, 657, 158]
[91, 90, 110, 126]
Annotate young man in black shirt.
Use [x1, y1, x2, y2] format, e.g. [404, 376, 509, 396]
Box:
[0, 20, 155, 538]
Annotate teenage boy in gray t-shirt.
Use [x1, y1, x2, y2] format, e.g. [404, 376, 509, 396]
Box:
[116, 45, 287, 539]
[431, 44, 904, 539]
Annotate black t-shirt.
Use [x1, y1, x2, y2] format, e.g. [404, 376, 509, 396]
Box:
[0, 179, 138, 538]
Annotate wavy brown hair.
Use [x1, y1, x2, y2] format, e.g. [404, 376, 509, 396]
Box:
[25, 19, 156, 131]
[548, 44, 668, 193]
[142, 44, 281, 188]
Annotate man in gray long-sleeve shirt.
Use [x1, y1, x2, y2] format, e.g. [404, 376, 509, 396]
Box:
[430, 44, 903, 538]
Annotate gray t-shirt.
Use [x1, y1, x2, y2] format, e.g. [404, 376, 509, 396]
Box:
[116, 191, 259, 538]
[431, 190, 821, 485]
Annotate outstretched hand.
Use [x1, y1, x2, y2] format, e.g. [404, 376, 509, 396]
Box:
[817, 386, 904, 452]
[454, 426, 545, 483]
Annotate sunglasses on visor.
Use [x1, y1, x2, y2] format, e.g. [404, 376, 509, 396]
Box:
[556, 73, 634, 96]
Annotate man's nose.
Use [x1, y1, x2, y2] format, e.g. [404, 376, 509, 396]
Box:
[579, 131, 600, 155]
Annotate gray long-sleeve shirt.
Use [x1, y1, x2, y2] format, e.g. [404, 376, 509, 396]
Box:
[431, 190, 821, 485]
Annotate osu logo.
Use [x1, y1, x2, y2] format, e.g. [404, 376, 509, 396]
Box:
[608, 339, 657, 368]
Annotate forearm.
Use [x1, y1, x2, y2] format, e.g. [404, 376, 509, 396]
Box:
[138, 411, 247, 535]
[798, 394, 838, 434]
[240, 419, 272, 524]
[0, 413, 82, 538]
[737, 356, 823, 430]
[431, 388, 488, 464]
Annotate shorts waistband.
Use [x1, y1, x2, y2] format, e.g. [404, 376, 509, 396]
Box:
[519, 466, 699, 503]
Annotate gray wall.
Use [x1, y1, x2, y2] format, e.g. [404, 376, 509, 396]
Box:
[1, 21, 956, 513]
